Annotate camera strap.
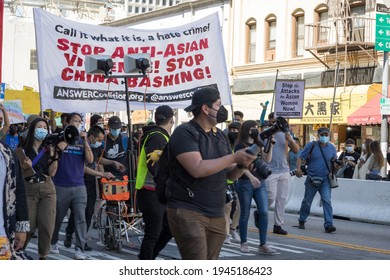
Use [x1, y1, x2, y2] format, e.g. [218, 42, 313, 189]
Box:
[318, 143, 332, 174]
[31, 147, 48, 167]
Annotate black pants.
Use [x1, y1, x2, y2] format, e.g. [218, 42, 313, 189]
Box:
[137, 188, 172, 260]
[66, 179, 96, 237]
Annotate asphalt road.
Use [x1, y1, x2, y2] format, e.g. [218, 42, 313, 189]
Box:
[25, 209, 390, 261]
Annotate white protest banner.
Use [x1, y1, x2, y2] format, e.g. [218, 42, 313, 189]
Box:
[33, 9, 231, 113]
[274, 79, 305, 119]
[4, 100, 25, 124]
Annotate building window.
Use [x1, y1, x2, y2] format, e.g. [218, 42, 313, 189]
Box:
[315, 4, 329, 44]
[156, 0, 160, 5]
[246, 18, 256, 63]
[30, 49, 37, 70]
[128, 6, 133, 13]
[163, 0, 167, 6]
[292, 10, 305, 57]
[149, 0, 153, 4]
[265, 15, 276, 61]
[266, 16, 276, 49]
[135, 6, 139, 13]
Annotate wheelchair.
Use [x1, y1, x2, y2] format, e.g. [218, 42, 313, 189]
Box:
[96, 177, 143, 252]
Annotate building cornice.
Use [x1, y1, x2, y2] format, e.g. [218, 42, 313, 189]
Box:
[102, 0, 228, 27]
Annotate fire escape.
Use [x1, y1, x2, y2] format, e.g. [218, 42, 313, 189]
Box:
[305, 0, 377, 84]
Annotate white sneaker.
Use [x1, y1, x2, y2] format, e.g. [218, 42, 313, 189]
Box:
[240, 242, 250, 253]
[224, 236, 231, 244]
[258, 244, 279, 255]
[230, 229, 240, 243]
[50, 244, 60, 254]
[74, 248, 86, 260]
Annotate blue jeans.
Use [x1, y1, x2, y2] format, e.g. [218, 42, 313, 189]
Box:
[236, 179, 268, 246]
[298, 175, 333, 228]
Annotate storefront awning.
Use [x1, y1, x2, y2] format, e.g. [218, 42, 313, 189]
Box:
[347, 94, 384, 125]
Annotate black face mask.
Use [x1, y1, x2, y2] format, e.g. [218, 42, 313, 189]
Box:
[9, 126, 17, 135]
[228, 131, 238, 143]
[249, 129, 259, 139]
[209, 105, 228, 123]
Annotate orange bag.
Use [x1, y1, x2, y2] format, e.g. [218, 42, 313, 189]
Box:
[100, 176, 130, 201]
[0, 236, 11, 260]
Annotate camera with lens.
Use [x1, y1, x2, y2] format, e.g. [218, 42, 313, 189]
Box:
[259, 116, 290, 140]
[289, 164, 307, 176]
[258, 116, 290, 153]
[44, 125, 80, 146]
[245, 144, 272, 180]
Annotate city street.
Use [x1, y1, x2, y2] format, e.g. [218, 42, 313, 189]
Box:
[25, 209, 390, 260]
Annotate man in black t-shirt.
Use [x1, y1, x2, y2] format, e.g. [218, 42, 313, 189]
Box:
[337, 138, 360, 178]
[103, 116, 128, 179]
[166, 87, 256, 260]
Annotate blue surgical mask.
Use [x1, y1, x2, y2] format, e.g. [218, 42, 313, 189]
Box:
[346, 146, 354, 153]
[319, 136, 329, 144]
[110, 128, 121, 137]
[34, 127, 48, 141]
[90, 141, 103, 148]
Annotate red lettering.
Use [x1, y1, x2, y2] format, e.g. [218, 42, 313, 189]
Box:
[61, 67, 73, 81]
[112, 47, 124, 59]
[57, 38, 69, 51]
[193, 68, 205, 80]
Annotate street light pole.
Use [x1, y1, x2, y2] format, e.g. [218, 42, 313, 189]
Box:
[380, 51, 389, 178]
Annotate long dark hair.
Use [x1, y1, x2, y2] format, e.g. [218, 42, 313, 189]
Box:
[370, 140, 384, 167]
[23, 117, 49, 156]
[237, 120, 259, 147]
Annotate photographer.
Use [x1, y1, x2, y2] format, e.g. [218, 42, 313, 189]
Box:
[50, 112, 93, 260]
[234, 120, 277, 255]
[20, 117, 58, 260]
[295, 127, 337, 233]
[166, 87, 256, 260]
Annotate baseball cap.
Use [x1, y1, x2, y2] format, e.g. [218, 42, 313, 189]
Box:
[155, 105, 174, 121]
[318, 127, 330, 135]
[184, 87, 221, 112]
[346, 138, 355, 145]
[108, 116, 122, 129]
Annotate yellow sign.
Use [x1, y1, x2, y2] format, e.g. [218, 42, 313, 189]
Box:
[289, 85, 377, 125]
[131, 110, 150, 125]
[4, 89, 40, 114]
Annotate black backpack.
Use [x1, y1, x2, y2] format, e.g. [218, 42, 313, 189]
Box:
[154, 142, 175, 205]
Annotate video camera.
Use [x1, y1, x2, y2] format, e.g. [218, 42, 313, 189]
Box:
[44, 125, 80, 146]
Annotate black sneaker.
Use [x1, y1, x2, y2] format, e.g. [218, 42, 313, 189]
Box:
[273, 225, 288, 235]
[64, 234, 72, 248]
[84, 243, 93, 251]
[325, 225, 336, 233]
[298, 221, 305, 229]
